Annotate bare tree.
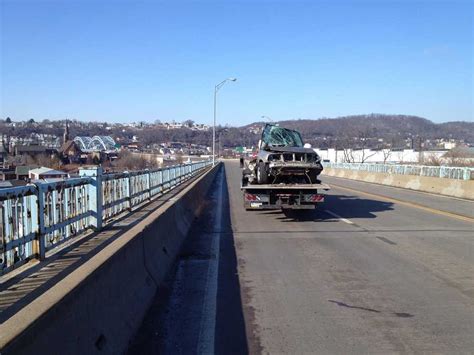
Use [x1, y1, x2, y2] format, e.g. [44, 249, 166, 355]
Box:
[359, 149, 377, 163]
[443, 148, 474, 167]
[382, 149, 391, 163]
[425, 153, 442, 166]
[358, 129, 377, 163]
[33, 153, 62, 170]
[175, 153, 184, 164]
[114, 151, 150, 171]
[341, 149, 352, 163]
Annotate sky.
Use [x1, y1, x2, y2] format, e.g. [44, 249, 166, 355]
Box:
[0, 0, 472, 126]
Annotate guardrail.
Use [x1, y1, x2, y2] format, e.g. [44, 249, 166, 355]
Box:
[0, 160, 212, 276]
[325, 162, 474, 180]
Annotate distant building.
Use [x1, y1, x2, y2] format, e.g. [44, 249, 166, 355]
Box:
[15, 165, 38, 180]
[29, 167, 69, 180]
[0, 145, 7, 165]
[441, 141, 457, 150]
[118, 138, 141, 152]
[14, 144, 49, 157]
[0, 168, 15, 181]
[59, 140, 82, 164]
[63, 120, 70, 144]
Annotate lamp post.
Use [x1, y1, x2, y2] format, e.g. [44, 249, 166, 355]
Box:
[261, 115, 274, 122]
[213, 77, 237, 166]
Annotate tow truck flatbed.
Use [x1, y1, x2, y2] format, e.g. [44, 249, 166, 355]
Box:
[241, 183, 331, 191]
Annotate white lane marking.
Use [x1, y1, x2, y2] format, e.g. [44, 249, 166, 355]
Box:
[197, 170, 224, 354]
[324, 209, 354, 225]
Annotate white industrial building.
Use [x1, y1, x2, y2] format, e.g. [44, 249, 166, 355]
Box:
[314, 148, 448, 164]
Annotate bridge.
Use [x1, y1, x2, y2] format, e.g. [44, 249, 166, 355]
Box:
[73, 135, 117, 152]
[1, 161, 473, 353]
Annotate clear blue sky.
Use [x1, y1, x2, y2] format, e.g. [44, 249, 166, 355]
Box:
[1, 0, 472, 125]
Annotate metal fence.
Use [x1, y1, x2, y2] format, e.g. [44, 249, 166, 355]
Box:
[325, 162, 474, 180]
[0, 160, 212, 275]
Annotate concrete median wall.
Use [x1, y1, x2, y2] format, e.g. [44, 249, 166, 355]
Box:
[323, 168, 474, 200]
[0, 164, 221, 355]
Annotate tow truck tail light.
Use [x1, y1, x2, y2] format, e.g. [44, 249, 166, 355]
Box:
[245, 193, 259, 201]
[309, 194, 324, 202]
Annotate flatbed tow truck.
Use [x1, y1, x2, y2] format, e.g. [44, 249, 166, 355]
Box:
[240, 123, 330, 215]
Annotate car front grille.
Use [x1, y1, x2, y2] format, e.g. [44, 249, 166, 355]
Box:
[282, 153, 293, 161]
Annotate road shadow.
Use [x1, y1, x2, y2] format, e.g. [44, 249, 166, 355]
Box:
[215, 167, 252, 354]
[127, 165, 251, 354]
[271, 194, 394, 222]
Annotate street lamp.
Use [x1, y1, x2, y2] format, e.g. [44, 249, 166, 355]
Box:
[213, 77, 237, 166]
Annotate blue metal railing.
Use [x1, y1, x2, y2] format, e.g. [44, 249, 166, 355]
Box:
[325, 162, 474, 180]
[0, 160, 212, 275]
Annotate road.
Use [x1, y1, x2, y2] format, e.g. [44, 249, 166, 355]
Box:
[129, 160, 474, 354]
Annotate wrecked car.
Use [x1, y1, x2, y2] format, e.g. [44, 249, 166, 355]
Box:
[245, 124, 323, 185]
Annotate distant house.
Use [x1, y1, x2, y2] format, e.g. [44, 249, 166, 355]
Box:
[121, 142, 140, 152]
[14, 144, 48, 157]
[60, 140, 82, 164]
[0, 168, 16, 181]
[15, 166, 38, 180]
[29, 167, 69, 180]
[0, 145, 7, 164]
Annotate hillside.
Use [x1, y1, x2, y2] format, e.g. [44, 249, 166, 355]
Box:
[1, 114, 472, 150]
[241, 114, 474, 149]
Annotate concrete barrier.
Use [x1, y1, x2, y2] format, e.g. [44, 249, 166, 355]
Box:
[323, 168, 474, 200]
[0, 164, 221, 355]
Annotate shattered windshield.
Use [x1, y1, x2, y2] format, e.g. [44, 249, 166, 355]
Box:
[262, 125, 304, 147]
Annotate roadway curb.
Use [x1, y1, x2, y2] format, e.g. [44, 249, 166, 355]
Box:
[0, 163, 221, 355]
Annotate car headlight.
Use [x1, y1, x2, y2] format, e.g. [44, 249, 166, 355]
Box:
[268, 154, 281, 162]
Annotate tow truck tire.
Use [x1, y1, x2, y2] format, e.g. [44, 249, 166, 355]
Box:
[257, 162, 269, 184]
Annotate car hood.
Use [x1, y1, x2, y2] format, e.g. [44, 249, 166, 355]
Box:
[265, 146, 316, 154]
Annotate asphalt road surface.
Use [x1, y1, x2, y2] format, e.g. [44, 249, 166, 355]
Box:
[129, 160, 474, 354]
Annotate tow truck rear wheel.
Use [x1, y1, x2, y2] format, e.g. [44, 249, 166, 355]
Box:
[256, 161, 269, 184]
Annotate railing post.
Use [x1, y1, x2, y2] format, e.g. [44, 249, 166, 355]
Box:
[79, 166, 103, 231]
[158, 169, 163, 193]
[164, 168, 169, 190]
[463, 168, 470, 181]
[36, 184, 46, 260]
[145, 169, 151, 200]
[125, 172, 132, 211]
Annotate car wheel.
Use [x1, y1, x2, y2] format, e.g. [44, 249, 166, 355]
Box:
[308, 170, 321, 184]
[257, 162, 269, 184]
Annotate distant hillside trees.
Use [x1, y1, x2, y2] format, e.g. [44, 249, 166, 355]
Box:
[1, 114, 472, 150]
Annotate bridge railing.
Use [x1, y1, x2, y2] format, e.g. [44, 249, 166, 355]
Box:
[0, 160, 212, 275]
[324, 162, 474, 180]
